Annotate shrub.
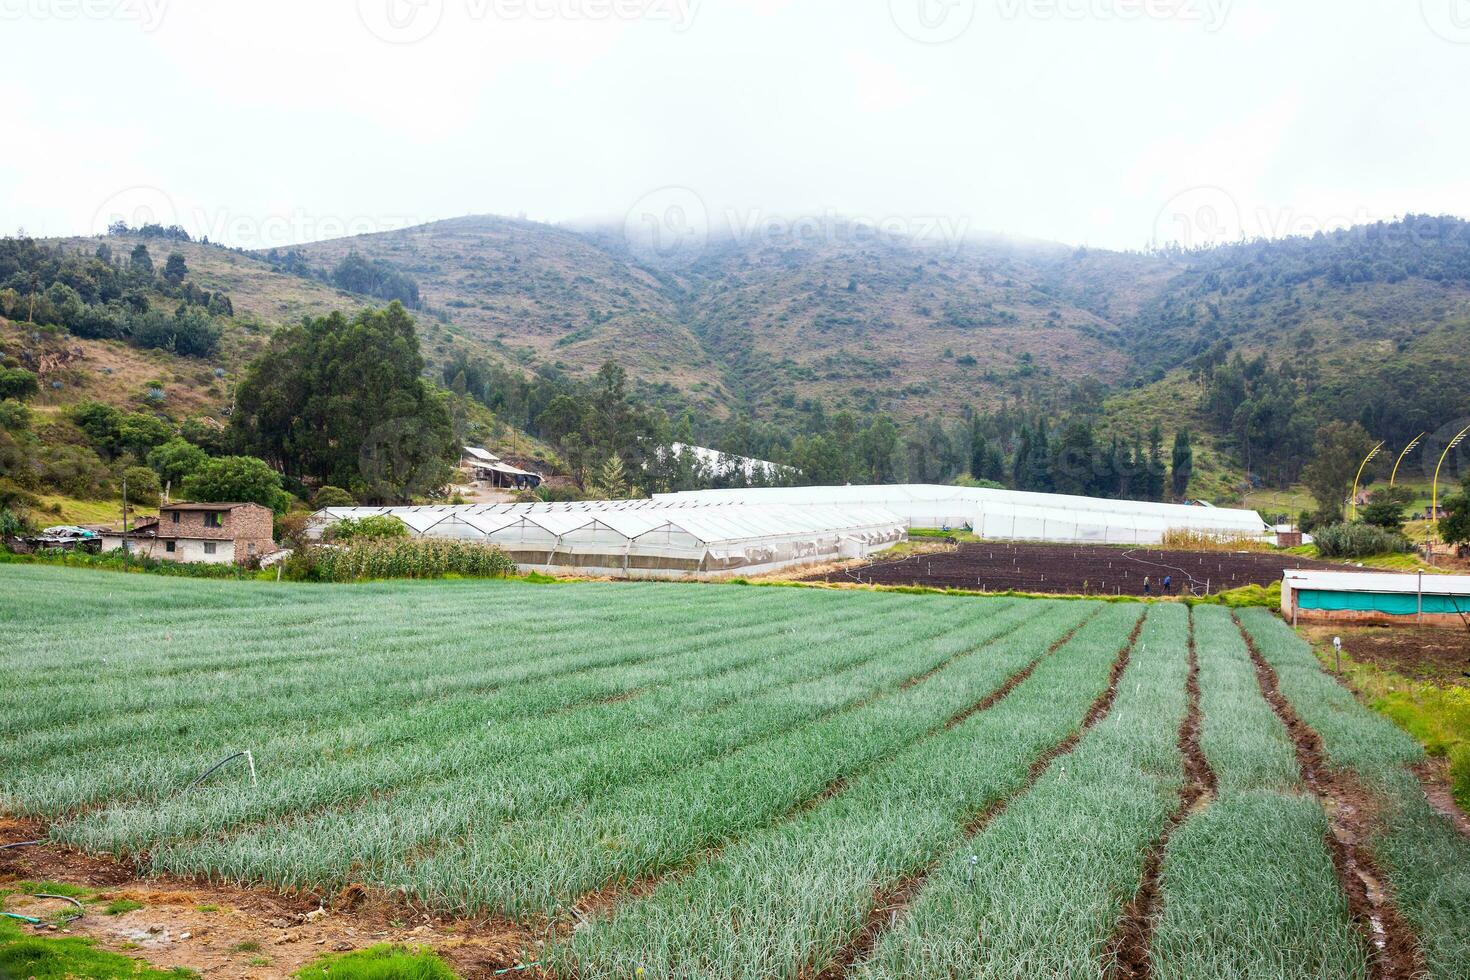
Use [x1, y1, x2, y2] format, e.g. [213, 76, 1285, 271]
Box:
[0, 367, 39, 401]
[284, 539, 514, 582]
[1314, 521, 1413, 559]
[313, 485, 356, 508]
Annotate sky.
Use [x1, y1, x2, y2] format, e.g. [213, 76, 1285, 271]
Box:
[3, 0, 1469, 252]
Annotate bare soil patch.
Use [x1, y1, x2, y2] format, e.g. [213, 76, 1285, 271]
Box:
[1304, 624, 1470, 683]
[1, 817, 535, 980]
[806, 542, 1370, 597]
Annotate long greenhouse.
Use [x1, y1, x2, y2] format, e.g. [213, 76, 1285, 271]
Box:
[652, 484, 1269, 543]
[307, 501, 907, 578]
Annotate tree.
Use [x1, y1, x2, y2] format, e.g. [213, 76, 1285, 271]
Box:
[1170, 430, 1194, 500]
[1441, 473, 1470, 547]
[181, 455, 292, 513]
[146, 437, 207, 490]
[122, 465, 161, 507]
[1145, 425, 1167, 502]
[591, 454, 629, 499]
[129, 243, 153, 274]
[163, 252, 188, 286]
[1301, 421, 1376, 523]
[229, 302, 456, 502]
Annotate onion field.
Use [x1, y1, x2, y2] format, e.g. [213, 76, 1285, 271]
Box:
[3, 564, 1470, 979]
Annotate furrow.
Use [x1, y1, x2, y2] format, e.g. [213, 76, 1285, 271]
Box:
[1236, 613, 1424, 980]
[1104, 606, 1216, 980]
[816, 607, 1148, 980]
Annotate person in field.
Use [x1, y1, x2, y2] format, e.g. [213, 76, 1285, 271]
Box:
[1164, 574, 1173, 594]
[1143, 575, 1151, 595]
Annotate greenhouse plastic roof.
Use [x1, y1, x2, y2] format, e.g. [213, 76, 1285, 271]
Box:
[311, 502, 904, 546]
[653, 484, 1268, 532]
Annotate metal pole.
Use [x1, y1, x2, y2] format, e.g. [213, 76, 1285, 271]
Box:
[1390, 433, 1425, 487]
[1418, 571, 1424, 623]
[1350, 441, 1384, 522]
[1430, 424, 1470, 567]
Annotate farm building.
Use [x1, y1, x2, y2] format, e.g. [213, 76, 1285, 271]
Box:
[308, 500, 905, 578]
[653, 484, 1269, 544]
[1282, 570, 1470, 626]
[461, 446, 544, 490]
[662, 443, 797, 482]
[101, 502, 279, 565]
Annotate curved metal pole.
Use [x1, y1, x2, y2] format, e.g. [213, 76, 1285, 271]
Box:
[1350, 441, 1385, 522]
[1431, 424, 1470, 559]
[1389, 433, 1425, 487]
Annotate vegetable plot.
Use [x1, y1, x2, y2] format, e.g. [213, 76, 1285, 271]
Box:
[3, 566, 1469, 979]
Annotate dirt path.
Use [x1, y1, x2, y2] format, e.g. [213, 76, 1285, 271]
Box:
[0, 816, 535, 979]
[1234, 617, 1425, 980]
[814, 610, 1148, 980]
[1103, 608, 1218, 980]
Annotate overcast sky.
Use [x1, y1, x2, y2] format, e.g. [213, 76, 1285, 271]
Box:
[4, 0, 1468, 251]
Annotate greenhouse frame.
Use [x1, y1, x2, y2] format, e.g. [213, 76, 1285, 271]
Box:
[307, 501, 906, 578]
[653, 484, 1270, 544]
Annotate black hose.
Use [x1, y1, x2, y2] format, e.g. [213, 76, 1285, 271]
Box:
[32, 893, 85, 925]
[0, 839, 43, 850]
[185, 751, 251, 791]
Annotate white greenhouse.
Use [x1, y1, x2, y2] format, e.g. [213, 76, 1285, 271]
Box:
[307, 501, 906, 578]
[652, 484, 1269, 545]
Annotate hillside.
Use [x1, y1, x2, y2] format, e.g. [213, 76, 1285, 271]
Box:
[12, 213, 1470, 509]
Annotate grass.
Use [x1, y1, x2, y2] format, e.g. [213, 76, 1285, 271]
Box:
[0, 915, 193, 980]
[295, 944, 456, 980]
[30, 494, 157, 526]
[103, 899, 144, 916]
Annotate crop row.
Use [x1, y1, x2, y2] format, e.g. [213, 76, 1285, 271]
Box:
[1238, 609, 1470, 979]
[9, 591, 892, 813]
[1150, 605, 1368, 979]
[136, 599, 1062, 895]
[553, 603, 1145, 978]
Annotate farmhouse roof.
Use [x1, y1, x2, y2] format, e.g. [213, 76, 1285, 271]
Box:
[159, 502, 265, 512]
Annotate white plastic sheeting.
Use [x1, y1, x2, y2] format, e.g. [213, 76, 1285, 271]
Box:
[307, 501, 906, 578]
[653, 484, 1268, 544]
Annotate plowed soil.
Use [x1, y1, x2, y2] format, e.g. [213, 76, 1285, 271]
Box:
[810, 542, 1372, 596]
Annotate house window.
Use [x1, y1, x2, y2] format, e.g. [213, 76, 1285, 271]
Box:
[203, 542, 217, 556]
[204, 512, 223, 528]
[165, 541, 176, 553]
[171, 512, 180, 524]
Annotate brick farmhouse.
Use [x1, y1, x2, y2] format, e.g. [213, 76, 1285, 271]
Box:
[102, 502, 279, 565]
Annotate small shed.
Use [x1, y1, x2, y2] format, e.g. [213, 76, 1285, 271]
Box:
[1281, 570, 1470, 626]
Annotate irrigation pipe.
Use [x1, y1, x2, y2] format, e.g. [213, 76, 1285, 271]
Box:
[0, 839, 44, 850]
[34, 894, 85, 924]
[185, 750, 258, 792]
[492, 963, 539, 976]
